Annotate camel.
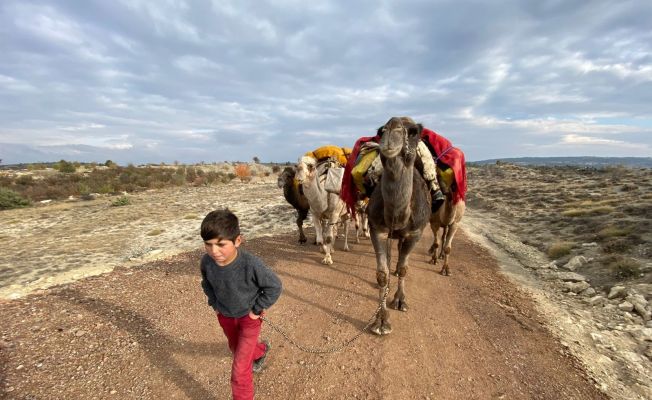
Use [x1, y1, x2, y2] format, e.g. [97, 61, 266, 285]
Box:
[295, 157, 350, 265]
[367, 117, 431, 335]
[428, 173, 466, 276]
[277, 167, 311, 244]
[354, 199, 370, 243]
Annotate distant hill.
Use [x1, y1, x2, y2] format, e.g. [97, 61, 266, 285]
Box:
[471, 157, 652, 168]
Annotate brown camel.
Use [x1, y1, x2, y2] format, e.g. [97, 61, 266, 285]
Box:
[277, 167, 310, 244]
[366, 117, 431, 335]
[428, 182, 465, 275]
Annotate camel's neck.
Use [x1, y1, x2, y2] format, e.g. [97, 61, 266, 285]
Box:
[381, 156, 414, 229]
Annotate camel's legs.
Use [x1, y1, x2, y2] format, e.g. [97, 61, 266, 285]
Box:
[355, 213, 362, 243]
[363, 215, 370, 238]
[392, 238, 404, 276]
[342, 217, 350, 251]
[321, 220, 334, 265]
[437, 226, 448, 260]
[440, 222, 460, 276]
[297, 209, 308, 244]
[389, 235, 419, 312]
[355, 211, 369, 243]
[312, 211, 324, 246]
[369, 229, 392, 335]
[428, 221, 442, 265]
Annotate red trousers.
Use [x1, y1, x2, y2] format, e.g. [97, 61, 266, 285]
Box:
[217, 313, 266, 400]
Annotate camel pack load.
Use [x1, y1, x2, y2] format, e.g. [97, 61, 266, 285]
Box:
[302, 145, 351, 195]
[324, 166, 345, 194]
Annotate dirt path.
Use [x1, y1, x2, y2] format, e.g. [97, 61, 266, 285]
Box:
[0, 227, 606, 399]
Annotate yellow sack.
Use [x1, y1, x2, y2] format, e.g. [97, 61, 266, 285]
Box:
[305, 145, 352, 166]
[437, 166, 455, 189]
[351, 150, 378, 194]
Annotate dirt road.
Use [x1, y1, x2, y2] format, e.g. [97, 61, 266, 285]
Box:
[0, 226, 606, 400]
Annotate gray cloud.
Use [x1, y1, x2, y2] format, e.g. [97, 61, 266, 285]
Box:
[1, 0, 651, 165]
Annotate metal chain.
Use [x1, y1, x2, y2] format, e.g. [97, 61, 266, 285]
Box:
[260, 186, 396, 354]
[260, 284, 388, 354]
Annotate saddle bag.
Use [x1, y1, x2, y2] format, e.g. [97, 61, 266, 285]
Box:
[324, 167, 345, 194]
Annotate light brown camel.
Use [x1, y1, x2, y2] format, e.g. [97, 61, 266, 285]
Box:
[295, 157, 350, 265]
[366, 117, 431, 335]
[428, 181, 465, 275]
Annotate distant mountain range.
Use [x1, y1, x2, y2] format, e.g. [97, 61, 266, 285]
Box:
[471, 157, 652, 168]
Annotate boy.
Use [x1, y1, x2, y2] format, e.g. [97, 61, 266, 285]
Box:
[200, 209, 282, 400]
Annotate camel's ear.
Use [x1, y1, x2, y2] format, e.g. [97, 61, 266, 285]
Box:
[408, 123, 423, 137]
[377, 126, 384, 137]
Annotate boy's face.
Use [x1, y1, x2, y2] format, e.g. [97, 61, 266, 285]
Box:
[204, 235, 242, 266]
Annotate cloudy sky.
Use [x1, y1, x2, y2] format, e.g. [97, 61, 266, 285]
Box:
[1, 0, 651, 165]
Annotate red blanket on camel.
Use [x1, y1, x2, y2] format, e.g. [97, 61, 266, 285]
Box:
[340, 129, 467, 217]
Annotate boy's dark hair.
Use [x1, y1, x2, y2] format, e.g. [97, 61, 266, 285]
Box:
[201, 209, 240, 241]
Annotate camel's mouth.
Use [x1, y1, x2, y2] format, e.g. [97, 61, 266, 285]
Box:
[380, 142, 402, 158]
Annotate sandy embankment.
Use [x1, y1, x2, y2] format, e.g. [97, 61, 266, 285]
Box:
[0, 178, 295, 300]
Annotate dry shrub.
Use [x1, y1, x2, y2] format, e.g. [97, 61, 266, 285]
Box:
[562, 206, 614, 217]
[602, 239, 633, 253]
[603, 255, 642, 279]
[204, 171, 218, 184]
[597, 225, 631, 238]
[547, 241, 574, 259]
[234, 164, 252, 182]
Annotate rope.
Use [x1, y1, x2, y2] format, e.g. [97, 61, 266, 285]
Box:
[434, 145, 454, 164]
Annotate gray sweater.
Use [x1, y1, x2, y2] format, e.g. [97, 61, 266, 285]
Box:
[200, 249, 282, 318]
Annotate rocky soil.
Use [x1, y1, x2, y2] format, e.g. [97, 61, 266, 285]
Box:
[466, 163, 652, 399]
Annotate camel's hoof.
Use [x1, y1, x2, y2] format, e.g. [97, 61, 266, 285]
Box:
[370, 321, 392, 335]
[343, 246, 350, 252]
[439, 268, 450, 276]
[355, 238, 360, 244]
[321, 257, 333, 265]
[299, 238, 307, 244]
[429, 258, 437, 265]
[390, 299, 409, 312]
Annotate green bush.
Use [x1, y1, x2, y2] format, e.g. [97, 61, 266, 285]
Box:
[77, 182, 91, 195]
[111, 196, 131, 207]
[0, 187, 31, 210]
[56, 159, 77, 173]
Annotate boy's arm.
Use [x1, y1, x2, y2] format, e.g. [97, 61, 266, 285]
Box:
[200, 260, 218, 310]
[251, 262, 283, 316]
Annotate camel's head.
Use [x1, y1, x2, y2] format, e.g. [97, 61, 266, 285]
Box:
[379, 116, 422, 162]
[277, 166, 295, 188]
[295, 156, 316, 184]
